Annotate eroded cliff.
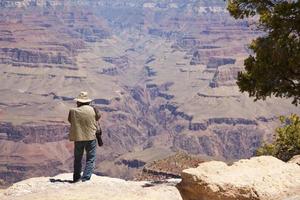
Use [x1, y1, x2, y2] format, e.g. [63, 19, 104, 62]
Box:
[0, 0, 299, 188]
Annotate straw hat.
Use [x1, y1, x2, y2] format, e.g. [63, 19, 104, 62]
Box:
[74, 91, 92, 103]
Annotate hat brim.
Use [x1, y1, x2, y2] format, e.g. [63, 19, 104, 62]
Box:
[74, 98, 92, 103]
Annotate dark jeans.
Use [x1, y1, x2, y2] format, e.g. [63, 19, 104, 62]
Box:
[73, 139, 96, 181]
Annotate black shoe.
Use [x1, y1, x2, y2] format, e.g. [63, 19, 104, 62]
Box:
[81, 178, 90, 182]
[72, 176, 81, 183]
[71, 178, 81, 183]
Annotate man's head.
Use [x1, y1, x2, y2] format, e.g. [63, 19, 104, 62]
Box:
[74, 91, 92, 107]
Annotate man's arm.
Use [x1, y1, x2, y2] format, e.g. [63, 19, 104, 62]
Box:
[92, 106, 101, 121]
[68, 110, 72, 123]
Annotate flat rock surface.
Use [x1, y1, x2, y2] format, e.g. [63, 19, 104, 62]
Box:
[0, 174, 182, 200]
[177, 156, 300, 200]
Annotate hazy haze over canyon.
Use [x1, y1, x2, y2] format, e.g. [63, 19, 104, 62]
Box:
[0, 0, 299, 188]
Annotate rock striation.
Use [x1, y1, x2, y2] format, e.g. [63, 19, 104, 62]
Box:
[0, 173, 182, 200]
[0, 48, 74, 65]
[0, 0, 299, 189]
[0, 122, 68, 143]
[176, 156, 300, 200]
[209, 65, 241, 88]
[206, 57, 236, 69]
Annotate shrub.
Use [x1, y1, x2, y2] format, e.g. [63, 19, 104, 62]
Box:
[256, 114, 300, 161]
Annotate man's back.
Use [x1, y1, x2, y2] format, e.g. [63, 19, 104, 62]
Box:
[68, 105, 97, 141]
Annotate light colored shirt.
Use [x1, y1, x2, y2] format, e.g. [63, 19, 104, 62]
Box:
[68, 105, 99, 141]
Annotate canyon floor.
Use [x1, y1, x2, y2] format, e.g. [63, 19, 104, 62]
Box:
[0, 0, 299, 188]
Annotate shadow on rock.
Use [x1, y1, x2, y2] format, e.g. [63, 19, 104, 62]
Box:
[49, 178, 73, 183]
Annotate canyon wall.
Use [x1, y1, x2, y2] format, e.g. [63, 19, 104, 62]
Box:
[0, 0, 299, 188]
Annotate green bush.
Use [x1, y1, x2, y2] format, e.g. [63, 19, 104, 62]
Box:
[256, 114, 300, 161]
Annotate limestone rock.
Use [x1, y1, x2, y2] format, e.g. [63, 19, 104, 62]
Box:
[209, 65, 241, 88]
[0, 173, 182, 200]
[289, 155, 300, 166]
[207, 57, 236, 69]
[177, 156, 300, 200]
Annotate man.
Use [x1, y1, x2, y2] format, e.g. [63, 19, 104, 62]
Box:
[68, 91, 101, 182]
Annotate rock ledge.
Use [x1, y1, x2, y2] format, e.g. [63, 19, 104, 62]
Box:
[177, 156, 300, 200]
[0, 173, 182, 200]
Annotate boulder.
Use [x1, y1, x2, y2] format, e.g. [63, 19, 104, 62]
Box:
[177, 156, 300, 200]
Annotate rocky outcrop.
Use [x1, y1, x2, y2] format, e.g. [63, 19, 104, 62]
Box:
[189, 47, 245, 65]
[0, 160, 67, 188]
[207, 57, 236, 69]
[158, 104, 192, 121]
[175, 36, 200, 50]
[177, 156, 300, 200]
[0, 173, 182, 200]
[94, 98, 111, 105]
[148, 29, 180, 39]
[188, 118, 258, 131]
[103, 56, 129, 69]
[75, 27, 110, 42]
[0, 139, 73, 188]
[101, 56, 130, 75]
[116, 159, 146, 169]
[145, 66, 157, 77]
[190, 51, 202, 65]
[209, 65, 241, 88]
[174, 125, 263, 159]
[136, 152, 206, 181]
[100, 67, 119, 76]
[0, 48, 74, 65]
[39, 41, 85, 53]
[0, 122, 69, 143]
[0, 30, 15, 42]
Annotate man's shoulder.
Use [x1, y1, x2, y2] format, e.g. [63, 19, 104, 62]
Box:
[69, 107, 82, 112]
[79, 105, 95, 114]
[69, 107, 77, 113]
[69, 107, 77, 111]
[69, 106, 88, 113]
[69, 106, 95, 115]
[82, 105, 94, 110]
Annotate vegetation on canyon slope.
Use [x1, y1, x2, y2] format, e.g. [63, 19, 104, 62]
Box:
[228, 1, 300, 161]
[256, 114, 300, 161]
[228, 0, 300, 105]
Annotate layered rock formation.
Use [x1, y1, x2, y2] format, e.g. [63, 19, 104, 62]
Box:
[177, 156, 300, 200]
[209, 65, 241, 88]
[0, 0, 299, 188]
[135, 152, 209, 181]
[0, 122, 68, 143]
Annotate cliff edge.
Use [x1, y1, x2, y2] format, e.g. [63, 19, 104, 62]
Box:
[0, 174, 182, 200]
[1, 156, 300, 200]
